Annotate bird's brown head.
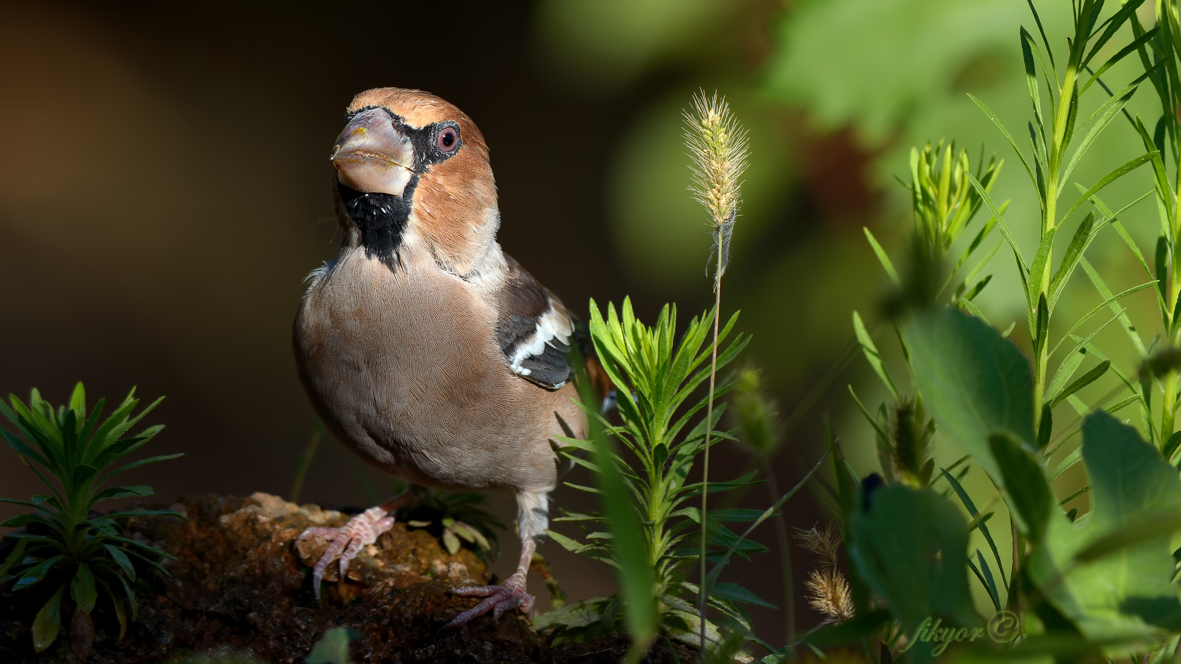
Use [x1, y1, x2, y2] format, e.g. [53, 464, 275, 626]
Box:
[330, 88, 498, 274]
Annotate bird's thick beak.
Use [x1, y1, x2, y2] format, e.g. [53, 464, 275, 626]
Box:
[330, 108, 415, 196]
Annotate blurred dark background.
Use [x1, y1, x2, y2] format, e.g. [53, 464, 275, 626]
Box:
[1, 0, 1159, 652]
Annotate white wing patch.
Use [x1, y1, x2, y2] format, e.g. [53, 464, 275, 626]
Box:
[508, 304, 573, 378]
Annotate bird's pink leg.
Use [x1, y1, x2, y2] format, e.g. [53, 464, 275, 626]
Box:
[446, 536, 536, 627]
[447, 489, 547, 627]
[297, 491, 414, 599]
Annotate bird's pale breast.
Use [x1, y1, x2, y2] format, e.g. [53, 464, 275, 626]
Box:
[293, 247, 582, 493]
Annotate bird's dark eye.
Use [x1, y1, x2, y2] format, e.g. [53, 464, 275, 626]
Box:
[437, 126, 459, 152]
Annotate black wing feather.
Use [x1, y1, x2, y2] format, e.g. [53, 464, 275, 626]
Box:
[495, 255, 574, 389]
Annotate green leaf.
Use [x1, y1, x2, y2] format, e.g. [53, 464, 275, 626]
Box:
[103, 544, 136, 582]
[970, 93, 1039, 195]
[0, 538, 29, 579]
[974, 550, 1002, 612]
[847, 485, 979, 645]
[1060, 83, 1138, 188]
[863, 228, 901, 287]
[1049, 212, 1096, 308]
[904, 308, 1036, 483]
[1027, 228, 1056, 312]
[711, 582, 775, 610]
[13, 554, 64, 591]
[587, 432, 655, 640]
[1063, 152, 1158, 221]
[968, 172, 1026, 269]
[939, 468, 1007, 590]
[306, 626, 359, 664]
[1030, 412, 1181, 640]
[441, 529, 460, 555]
[1048, 360, 1109, 409]
[852, 311, 898, 399]
[32, 582, 66, 652]
[71, 563, 97, 613]
[1019, 27, 1046, 150]
[110, 591, 127, 640]
[989, 432, 1054, 542]
[90, 485, 154, 503]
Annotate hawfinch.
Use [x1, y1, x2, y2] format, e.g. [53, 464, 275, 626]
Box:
[293, 87, 600, 627]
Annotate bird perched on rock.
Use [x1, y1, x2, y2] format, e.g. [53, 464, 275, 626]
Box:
[293, 87, 602, 627]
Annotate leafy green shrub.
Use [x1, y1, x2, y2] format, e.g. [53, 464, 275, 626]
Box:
[0, 383, 182, 652]
[539, 300, 762, 648]
[823, 1, 1181, 661]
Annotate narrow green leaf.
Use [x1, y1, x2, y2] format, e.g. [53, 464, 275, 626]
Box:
[1080, 258, 1147, 357]
[1063, 152, 1158, 221]
[1049, 360, 1110, 409]
[863, 228, 901, 287]
[1049, 212, 1096, 308]
[940, 468, 1008, 589]
[1020, 27, 1047, 145]
[711, 582, 776, 610]
[968, 172, 1026, 269]
[852, 312, 898, 399]
[970, 94, 1039, 195]
[975, 550, 1003, 612]
[102, 544, 136, 582]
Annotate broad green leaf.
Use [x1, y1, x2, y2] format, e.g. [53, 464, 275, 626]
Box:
[847, 484, 979, 654]
[32, 582, 65, 652]
[306, 626, 360, 664]
[904, 308, 1036, 483]
[71, 563, 97, 613]
[989, 432, 1054, 542]
[1030, 412, 1181, 640]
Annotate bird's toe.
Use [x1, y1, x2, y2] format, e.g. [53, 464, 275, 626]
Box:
[446, 573, 532, 627]
[297, 506, 395, 599]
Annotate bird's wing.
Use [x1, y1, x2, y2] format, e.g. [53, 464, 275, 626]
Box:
[494, 255, 577, 390]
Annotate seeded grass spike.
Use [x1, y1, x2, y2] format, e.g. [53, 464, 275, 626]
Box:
[684, 90, 749, 660]
[684, 91, 750, 286]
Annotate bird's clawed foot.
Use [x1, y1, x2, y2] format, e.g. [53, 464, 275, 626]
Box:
[446, 571, 534, 627]
[297, 505, 395, 599]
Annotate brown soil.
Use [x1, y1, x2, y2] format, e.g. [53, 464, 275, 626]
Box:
[0, 494, 695, 664]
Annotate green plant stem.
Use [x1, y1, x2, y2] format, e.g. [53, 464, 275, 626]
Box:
[698, 242, 724, 661]
[290, 419, 324, 504]
[1160, 163, 1181, 443]
[761, 460, 794, 656]
[1009, 521, 1022, 617]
